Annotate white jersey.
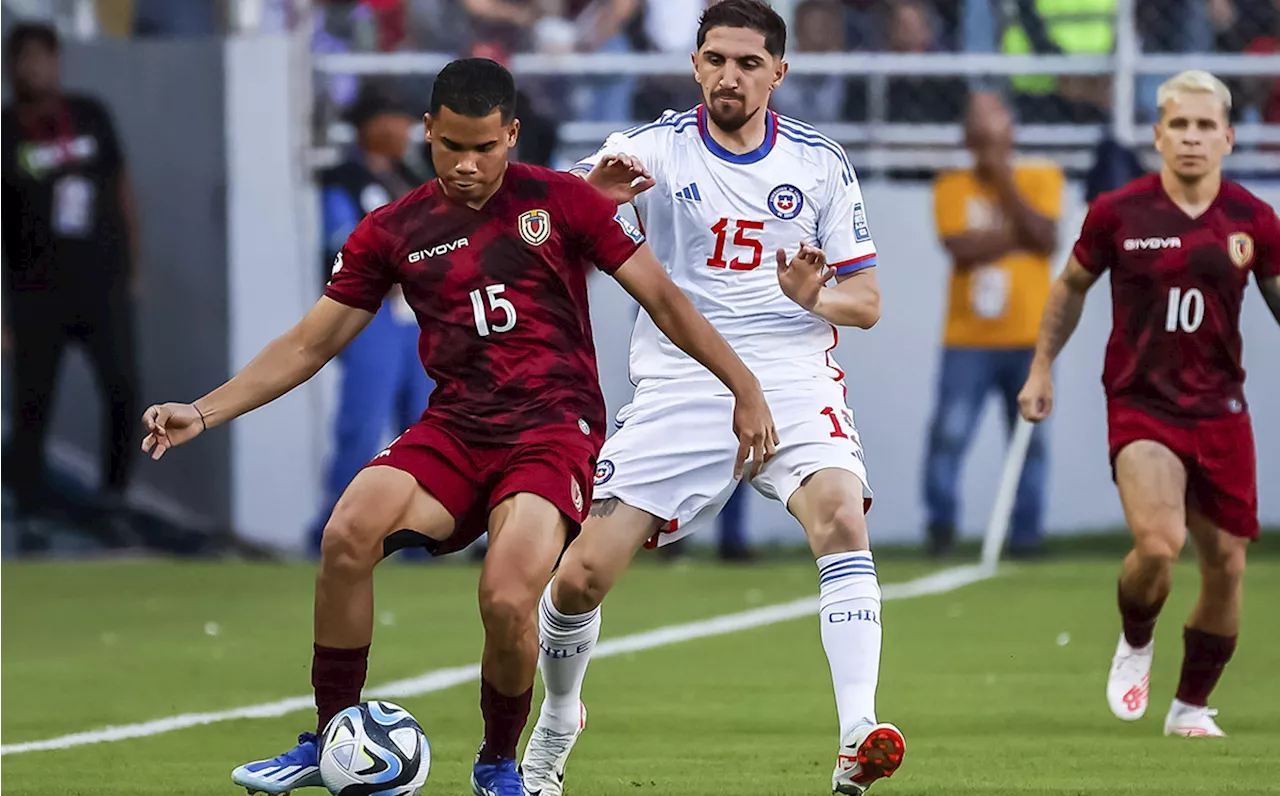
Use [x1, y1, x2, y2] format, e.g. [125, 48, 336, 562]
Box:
[577, 105, 878, 391]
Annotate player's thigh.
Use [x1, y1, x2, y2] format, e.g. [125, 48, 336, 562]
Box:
[788, 467, 870, 557]
[324, 465, 456, 566]
[1114, 440, 1188, 560]
[480, 492, 571, 627]
[557, 499, 664, 607]
[478, 433, 602, 620]
[324, 419, 485, 561]
[595, 382, 738, 533]
[1187, 413, 1261, 543]
[756, 382, 872, 549]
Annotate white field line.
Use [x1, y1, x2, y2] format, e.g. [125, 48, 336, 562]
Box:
[1, 564, 993, 756]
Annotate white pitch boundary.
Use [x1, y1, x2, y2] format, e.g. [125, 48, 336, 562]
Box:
[0, 564, 993, 756]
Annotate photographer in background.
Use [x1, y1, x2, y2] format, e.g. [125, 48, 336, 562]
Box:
[307, 84, 434, 556]
[2, 22, 143, 553]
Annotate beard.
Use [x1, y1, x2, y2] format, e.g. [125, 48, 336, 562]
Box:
[705, 94, 760, 133]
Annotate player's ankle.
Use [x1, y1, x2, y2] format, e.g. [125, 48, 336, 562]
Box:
[538, 699, 582, 734]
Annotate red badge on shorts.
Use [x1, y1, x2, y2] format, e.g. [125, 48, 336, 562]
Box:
[571, 476, 584, 513]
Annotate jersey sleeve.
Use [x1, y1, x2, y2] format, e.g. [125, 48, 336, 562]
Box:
[1072, 199, 1118, 275]
[570, 111, 677, 175]
[820, 170, 878, 276]
[1254, 205, 1280, 280]
[561, 178, 645, 275]
[323, 213, 394, 312]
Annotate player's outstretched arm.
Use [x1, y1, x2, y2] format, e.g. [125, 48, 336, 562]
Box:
[777, 244, 881, 328]
[613, 244, 778, 477]
[141, 296, 374, 460]
[1018, 256, 1099, 422]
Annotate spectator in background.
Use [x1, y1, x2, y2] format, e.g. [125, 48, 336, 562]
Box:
[463, 0, 639, 121]
[631, 0, 713, 122]
[840, 0, 882, 51]
[847, 0, 965, 124]
[1208, 0, 1278, 53]
[885, 0, 966, 122]
[2, 23, 143, 552]
[565, 0, 641, 121]
[1084, 136, 1145, 204]
[406, 0, 475, 51]
[923, 92, 1061, 558]
[1002, 0, 1114, 123]
[307, 84, 433, 554]
[771, 0, 850, 123]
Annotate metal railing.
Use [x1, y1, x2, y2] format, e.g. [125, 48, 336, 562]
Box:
[308, 1, 1280, 176]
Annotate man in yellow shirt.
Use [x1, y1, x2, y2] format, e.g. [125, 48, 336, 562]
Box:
[924, 92, 1063, 557]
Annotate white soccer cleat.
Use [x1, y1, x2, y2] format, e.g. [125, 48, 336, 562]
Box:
[1164, 700, 1226, 737]
[519, 702, 586, 796]
[1106, 633, 1153, 721]
[831, 722, 905, 795]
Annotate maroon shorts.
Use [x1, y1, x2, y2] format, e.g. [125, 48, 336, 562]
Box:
[367, 418, 600, 556]
[1107, 403, 1259, 540]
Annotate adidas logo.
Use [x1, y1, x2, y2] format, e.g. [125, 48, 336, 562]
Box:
[676, 182, 701, 201]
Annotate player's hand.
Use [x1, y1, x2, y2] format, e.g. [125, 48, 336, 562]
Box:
[140, 402, 206, 460]
[1018, 368, 1054, 422]
[732, 386, 779, 480]
[777, 243, 834, 312]
[585, 154, 656, 205]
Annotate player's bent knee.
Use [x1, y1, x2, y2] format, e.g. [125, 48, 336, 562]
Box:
[319, 516, 384, 578]
[1202, 544, 1247, 587]
[806, 500, 869, 556]
[478, 585, 537, 639]
[552, 555, 610, 614]
[1131, 524, 1183, 567]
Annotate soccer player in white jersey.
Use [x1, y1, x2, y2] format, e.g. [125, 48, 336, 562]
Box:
[521, 2, 902, 794]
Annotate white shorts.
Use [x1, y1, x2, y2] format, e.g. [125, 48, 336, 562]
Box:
[593, 378, 872, 548]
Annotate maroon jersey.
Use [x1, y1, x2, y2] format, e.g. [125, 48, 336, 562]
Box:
[325, 161, 644, 444]
[1074, 174, 1280, 421]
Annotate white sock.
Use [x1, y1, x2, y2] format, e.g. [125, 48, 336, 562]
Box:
[535, 579, 600, 734]
[817, 551, 882, 741]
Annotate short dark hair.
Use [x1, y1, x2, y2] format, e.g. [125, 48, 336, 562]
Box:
[5, 22, 59, 64]
[696, 0, 787, 59]
[430, 58, 517, 124]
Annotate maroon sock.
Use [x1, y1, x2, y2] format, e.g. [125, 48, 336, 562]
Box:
[312, 643, 370, 733]
[1175, 627, 1237, 707]
[1117, 581, 1165, 648]
[477, 679, 533, 764]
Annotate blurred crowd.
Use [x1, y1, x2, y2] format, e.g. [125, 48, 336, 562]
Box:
[55, 0, 1279, 129]
[312, 0, 1279, 126]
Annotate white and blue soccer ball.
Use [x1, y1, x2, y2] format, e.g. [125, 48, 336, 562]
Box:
[319, 701, 431, 796]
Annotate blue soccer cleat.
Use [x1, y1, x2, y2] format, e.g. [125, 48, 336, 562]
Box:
[470, 746, 524, 796]
[231, 732, 324, 794]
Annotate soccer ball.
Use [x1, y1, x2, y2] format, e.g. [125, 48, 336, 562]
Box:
[319, 701, 431, 796]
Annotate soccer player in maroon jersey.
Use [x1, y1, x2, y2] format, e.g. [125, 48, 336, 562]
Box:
[1019, 70, 1280, 738]
[140, 59, 776, 795]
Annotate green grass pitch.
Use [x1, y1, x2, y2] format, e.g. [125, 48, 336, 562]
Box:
[3, 553, 1278, 795]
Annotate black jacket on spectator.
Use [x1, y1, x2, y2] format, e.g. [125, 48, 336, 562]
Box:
[2, 94, 130, 298]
